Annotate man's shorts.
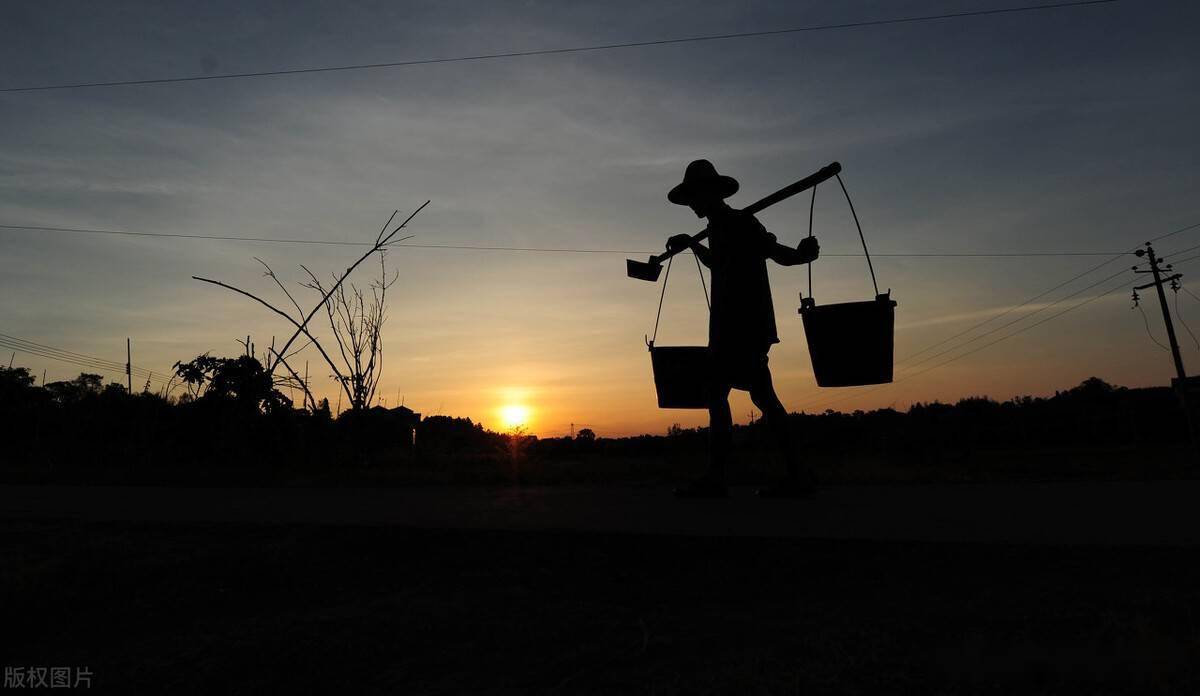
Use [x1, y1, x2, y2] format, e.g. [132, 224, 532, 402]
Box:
[710, 346, 771, 392]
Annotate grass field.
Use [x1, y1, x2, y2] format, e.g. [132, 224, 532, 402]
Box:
[6, 518, 1200, 694]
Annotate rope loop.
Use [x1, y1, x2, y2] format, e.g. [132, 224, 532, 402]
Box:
[649, 251, 710, 346]
[650, 256, 673, 346]
[835, 173, 880, 297]
[807, 183, 817, 300]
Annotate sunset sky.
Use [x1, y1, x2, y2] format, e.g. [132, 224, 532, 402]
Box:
[2, 0, 1198, 436]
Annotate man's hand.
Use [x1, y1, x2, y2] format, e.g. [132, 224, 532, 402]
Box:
[666, 233, 694, 253]
[798, 236, 820, 263]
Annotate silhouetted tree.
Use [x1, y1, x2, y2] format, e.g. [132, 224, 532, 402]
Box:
[44, 373, 105, 404]
[0, 366, 35, 397]
[193, 204, 426, 414]
[417, 416, 496, 457]
[172, 355, 291, 413]
[1062, 376, 1118, 398]
[302, 252, 395, 411]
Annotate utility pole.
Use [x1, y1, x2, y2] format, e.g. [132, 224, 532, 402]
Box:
[1134, 243, 1196, 457]
[126, 338, 132, 394]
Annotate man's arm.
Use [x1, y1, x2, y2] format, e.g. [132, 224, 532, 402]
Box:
[667, 234, 713, 268]
[768, 237, 819, 266]
[745, 213, 818, 266]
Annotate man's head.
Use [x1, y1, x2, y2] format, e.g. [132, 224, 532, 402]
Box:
[687, 198, 725, 219]
[668, 159, 738, 218]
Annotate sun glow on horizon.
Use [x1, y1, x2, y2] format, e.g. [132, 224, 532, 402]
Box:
[498, 403, 531, 430]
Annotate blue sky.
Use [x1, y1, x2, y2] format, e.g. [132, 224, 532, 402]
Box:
[1, 1, 1198, 435]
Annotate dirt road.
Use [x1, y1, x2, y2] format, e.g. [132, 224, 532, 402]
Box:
[3, 480, 1196, 544]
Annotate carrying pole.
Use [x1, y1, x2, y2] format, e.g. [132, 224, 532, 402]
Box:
[627, 162, 842, 281]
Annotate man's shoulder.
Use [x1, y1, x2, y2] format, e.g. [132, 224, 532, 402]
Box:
[726, 207, 767, 232]
[720, 207, 763, 226]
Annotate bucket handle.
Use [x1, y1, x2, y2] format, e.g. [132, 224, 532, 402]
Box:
[806, 173, 881, 305]
[807, 183, 817, 302]
[837, 173, 880, 298]
[647, 253, 710, 348]
[648, 256, 674, 347]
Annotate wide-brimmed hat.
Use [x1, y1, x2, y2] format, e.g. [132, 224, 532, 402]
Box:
[668, 159, 739, 206]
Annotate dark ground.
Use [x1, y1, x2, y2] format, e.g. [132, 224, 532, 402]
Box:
[6, 518, 1200, 695]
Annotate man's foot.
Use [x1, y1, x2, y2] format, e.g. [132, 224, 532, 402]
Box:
[755, 479, 816, 499]
[673, 478, 729, 499]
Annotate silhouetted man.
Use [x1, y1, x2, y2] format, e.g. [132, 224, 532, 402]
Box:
[665, 159, 819, 498]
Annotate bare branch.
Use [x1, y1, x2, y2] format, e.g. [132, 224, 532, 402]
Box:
[193, 201, 424, 414]
[192, 275, 354, 406]
[268, 202, 428, 378]
[254, 258, 306, 321]
[270, 347, 317, 411]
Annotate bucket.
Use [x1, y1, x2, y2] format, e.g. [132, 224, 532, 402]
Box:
[800, 293, 897, 387]
[798, 170, 898, 388]
[649, 345, 711, 409]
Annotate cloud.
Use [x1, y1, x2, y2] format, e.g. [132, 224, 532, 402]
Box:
[1, 0, 1198, 432]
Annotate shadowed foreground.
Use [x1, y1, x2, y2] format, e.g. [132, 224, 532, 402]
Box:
[6, 519, 1200, 694]
[5, 481, 1200, 545]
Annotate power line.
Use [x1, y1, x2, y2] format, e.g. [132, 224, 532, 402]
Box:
[0, 0, 1119, 93]
[897, 227, 1200, 369]
[0, 332, 168, 383]
[1173, 290, 1200, 351]
[0, 222, 1130, 257]
[798, 275, 1133, 413]
[1166, 252, 1200, 267]
[798, 267, 1129, 411]
[0, 345, 162, 385]
[0, 339, 136, 375]
[1138, 302, 1169, 351]
[1146, 220, 1200, 248]
[1159, 240, 1200, 262]
[0, 223, 373, 247]
[900, 278, 1132, 401]
[0, 341, 130, 377]
[0, 331, 141, 371]
[896, 264, 1132, 373]
[0, 343, 164, 385]
[895, 221, 1200, 364]
[794, 221, 1200, 412]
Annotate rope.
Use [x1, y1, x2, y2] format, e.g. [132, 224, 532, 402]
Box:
[1137, 303, 1169, 351]
[650, 248, 712, 345]
[650, 257, 673, 345]
[836, 173, 880, 296]
[1174, 288, 1200, 350]
[807, 184, 817, 300]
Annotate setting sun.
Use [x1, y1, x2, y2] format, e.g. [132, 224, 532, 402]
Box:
[498, 404, 531, 430]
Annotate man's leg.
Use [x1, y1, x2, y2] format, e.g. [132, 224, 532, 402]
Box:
[708, 382, 733, 483]
[748, 361, 812, 487]
[672, 380, 731, 498]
